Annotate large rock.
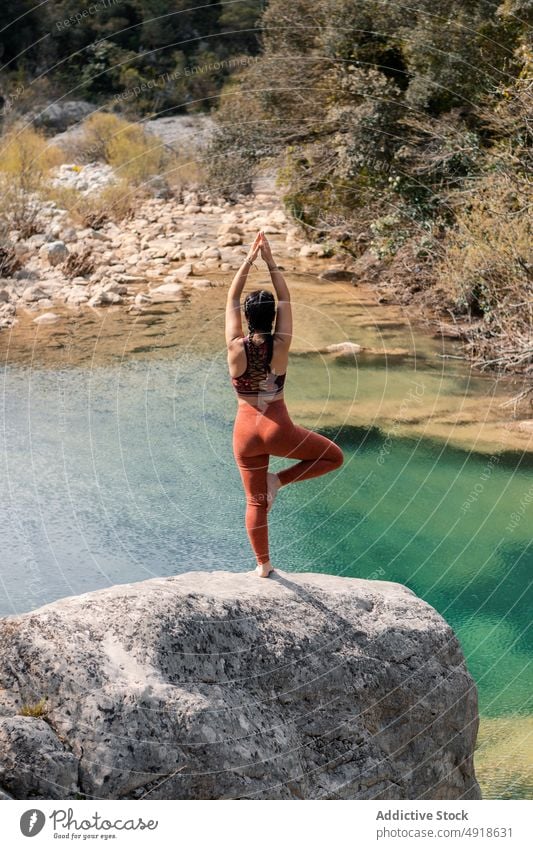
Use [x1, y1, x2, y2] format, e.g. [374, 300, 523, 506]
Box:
[319, 267, 356, 283]
[0, 570, 481, 801]
[29, 100, 95, 131]
[39, 240, 68, 267]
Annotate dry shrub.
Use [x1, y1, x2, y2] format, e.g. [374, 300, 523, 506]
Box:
[105, 124, 166, 185]
[166, 150, 206, 193]
[0, 240, 21, 277]
[73, 112, 166, 186]
[77, 180, 135, 228]
[0, 123, 64, 236]
[69, 112, 125, 162]
[47, 179, 135, 229]
[434, 171, 532, 370]
[64, 246, 95, 278]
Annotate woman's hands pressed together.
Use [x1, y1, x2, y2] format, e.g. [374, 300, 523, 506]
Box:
[259, 232, 276, 268]
[245, 231, 263, 266]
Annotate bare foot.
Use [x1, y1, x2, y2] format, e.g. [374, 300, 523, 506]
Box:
[266, 472, 281, 513]
[256, 562, 274, 578]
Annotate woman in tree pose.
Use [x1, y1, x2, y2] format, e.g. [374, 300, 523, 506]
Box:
[226, 231, 344, 577]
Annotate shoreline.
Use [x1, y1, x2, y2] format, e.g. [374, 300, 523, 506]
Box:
[0, 164, 531, 457]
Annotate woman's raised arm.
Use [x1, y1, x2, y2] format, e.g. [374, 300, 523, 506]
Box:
[260, 233, 292, 346]
[225, 232, 262, 346]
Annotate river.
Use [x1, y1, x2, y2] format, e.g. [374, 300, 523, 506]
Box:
[1, 270, 531, 799]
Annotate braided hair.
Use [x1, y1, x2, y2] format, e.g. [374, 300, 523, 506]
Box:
[244, 289, 275, 368]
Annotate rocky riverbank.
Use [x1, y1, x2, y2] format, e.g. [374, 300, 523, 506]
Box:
[0, 182, 311, 329]
[0, 569, 481, 800]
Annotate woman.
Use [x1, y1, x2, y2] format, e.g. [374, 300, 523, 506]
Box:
[226, 231, 344, 578]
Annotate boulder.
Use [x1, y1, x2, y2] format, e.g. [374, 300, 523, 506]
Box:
[202, 246, 222, 260]
[0, 717, 79, 799]
[149, 282, 185, 301]
[217, 223, 244, 237]
[39, 241, 68, 267]
[32, 312, 61, 324]
[217, 232, 243, 247]
[29, 100, 95, 131]
[88, 291, 123, 307]
[351, 250, 383, 281]
[174, 262, 193, 279]
[21, 285, 49, 303]
[0, 570, 481, 800]
[319, 267, 356, 283]
[299, 243, 330, 258]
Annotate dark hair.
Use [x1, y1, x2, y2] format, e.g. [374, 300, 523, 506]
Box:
[243, 289, 276, 367]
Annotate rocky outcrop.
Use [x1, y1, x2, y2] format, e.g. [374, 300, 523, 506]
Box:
[29, 100, 95, 132]
[0, 570, 481, 800]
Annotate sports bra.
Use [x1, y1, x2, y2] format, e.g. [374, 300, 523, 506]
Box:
[231, 334, 286, 396]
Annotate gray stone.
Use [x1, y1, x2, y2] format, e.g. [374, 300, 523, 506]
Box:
[22, 285, 49, 302]
[0, 717, 79, 799]
[88, 291, 123, 307]
[319, 267, 356, 283]
[40, 241, 68, 266]
[351, 250, 383, 281]
[299, 243, 329, 258]
[0, 570, 481, 800]
[30, 100, 95, 131]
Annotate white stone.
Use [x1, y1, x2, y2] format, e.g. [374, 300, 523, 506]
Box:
[217, 232, 243, 247]
[149, 282, 185, 300]
[202, 246, 221, 259]
[88, 291, 123, 306]
[326, 342, 364, 354]
[174, 262, 192, 278]
[21, 285, 49, 302]
[33, 312, 60, 324]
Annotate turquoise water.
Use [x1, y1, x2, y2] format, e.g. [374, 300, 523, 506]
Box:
[0, 355, 533, 716]
[1, 353, 531, 726]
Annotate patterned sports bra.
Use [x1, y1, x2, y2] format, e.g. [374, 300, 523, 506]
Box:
[231, 334, 286, 396]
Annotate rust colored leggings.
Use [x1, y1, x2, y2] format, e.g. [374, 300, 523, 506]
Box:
[232, 397, 344, 565]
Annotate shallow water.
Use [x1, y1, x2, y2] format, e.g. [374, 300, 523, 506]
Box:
[1, 273, 531, 798]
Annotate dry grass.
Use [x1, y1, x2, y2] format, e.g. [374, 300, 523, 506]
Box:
[0, 124, 64, 236]
[19, 696, 48, 718]
[434, 171, 532, 373]
[47, 179, 135, 229]
[70, 112, 166, 186]
[64, 246, 95, 278]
